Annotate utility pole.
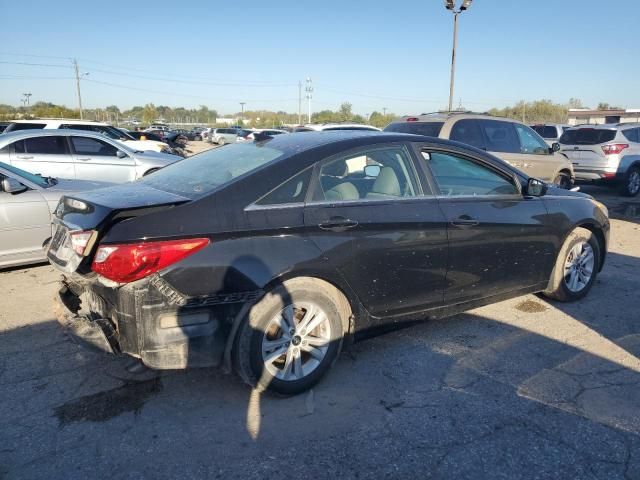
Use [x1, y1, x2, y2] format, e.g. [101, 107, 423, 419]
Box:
[305, 77, 313, 123]
[298, 80, 302, 125]
[22, 93, 32, 106]
[383, 107, 387, 116]
[73, 58, 87, 119]
[239, 102, 246, 124]
[445, 1, 473, 112]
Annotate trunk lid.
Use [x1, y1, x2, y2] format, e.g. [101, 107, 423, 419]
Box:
[47, 182, 190, 273]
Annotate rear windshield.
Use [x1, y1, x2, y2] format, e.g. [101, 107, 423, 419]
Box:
[384, 122, 444, 137]
[559, 128, 617, 145]
[531, 125, 558, 139]
[139, 142, 285, 199]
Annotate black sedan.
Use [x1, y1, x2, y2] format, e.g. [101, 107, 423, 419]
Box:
[48, 131, 609, 394]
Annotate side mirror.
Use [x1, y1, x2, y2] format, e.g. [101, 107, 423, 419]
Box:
[526, 178, 547, 197]
[2, 178, 28, 194]
[116, 150, 128, 159]
[364, 165, 381, 177]
[551, 142, 561, 152]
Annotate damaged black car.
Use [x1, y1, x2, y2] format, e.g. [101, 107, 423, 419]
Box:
[48, 131, 610, 394]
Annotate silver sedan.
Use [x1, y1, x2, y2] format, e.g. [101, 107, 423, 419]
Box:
[0, 162, 111, 268]
[0, 129, 182, 183]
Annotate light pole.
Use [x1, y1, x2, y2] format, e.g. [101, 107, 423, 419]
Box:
[305, 77, 313, 123]
[22, 93, 32, 106]
[239, 102, 246, 124]
[444, 0, 473, 112]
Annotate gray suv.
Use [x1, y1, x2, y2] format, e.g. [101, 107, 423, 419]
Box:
[385, 113, 575, 188]
[559, 124, 640, 196]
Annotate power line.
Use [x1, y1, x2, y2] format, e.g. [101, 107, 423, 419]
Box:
[83, 78, 299, 103]
[0, 60, 73, 68]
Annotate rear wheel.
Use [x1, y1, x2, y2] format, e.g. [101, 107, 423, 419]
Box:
[234, 278, 348, 395]
[543, 227, 600, 302]
[620, 166, 640, 197]
[218, 137, 226, 145]
[553, 171, 573, 189]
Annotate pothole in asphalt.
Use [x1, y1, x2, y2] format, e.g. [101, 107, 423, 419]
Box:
[515, 299, 548, 313]
[53, 377, 162, 426]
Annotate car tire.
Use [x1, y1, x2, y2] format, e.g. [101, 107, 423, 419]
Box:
[553, 172, 573, 190]
[218, 137, 225, 145]
[620, 166, 640, 197]
[233, 278, 349, 395]
[542, 227, 600, 302]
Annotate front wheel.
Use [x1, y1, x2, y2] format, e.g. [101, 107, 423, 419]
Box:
[233, 278, 348, 395]
[542, 227, 600, 302]
[553, 172, 573, 190]
[620, 166, 640, 197]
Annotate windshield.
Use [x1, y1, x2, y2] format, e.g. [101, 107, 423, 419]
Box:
[384, 122, 444, 137]
[139, 142, 285, 199]
[0, 161, 50, 188]
[559, 128, 617, 145]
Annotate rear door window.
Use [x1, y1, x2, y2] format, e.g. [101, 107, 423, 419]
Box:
[478, 120, 521, 153]
[559, 129, 617, 145]
[449, 119, 486, 150]
[70, 137, 118, 156]
[256, 168, 312, 205]
[383, 122, 444, 137]
[22, 136, 69, 154]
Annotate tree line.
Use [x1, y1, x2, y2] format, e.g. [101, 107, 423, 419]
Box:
[0, 98, 622, 128]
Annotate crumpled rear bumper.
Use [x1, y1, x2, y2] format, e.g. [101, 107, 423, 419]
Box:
[53, 276, 235, 369]
[55, 284, 118, 354]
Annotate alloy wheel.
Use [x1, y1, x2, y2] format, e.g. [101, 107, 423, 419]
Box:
[563, 241, 595, 293]
[628, 170, 640, 196]
[261, 302, 332, 382]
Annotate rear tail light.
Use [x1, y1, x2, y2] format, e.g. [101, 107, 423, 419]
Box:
[601, 144, 628, 155]
[601, 172, 617, 179]
[70, 230, 96, 256]
[92, 238, 209, 283]
[406, 117, 420, 122]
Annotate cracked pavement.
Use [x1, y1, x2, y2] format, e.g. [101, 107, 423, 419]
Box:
[1, 185, 639, 479]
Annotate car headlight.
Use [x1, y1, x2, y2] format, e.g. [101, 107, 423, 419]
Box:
[591, 199, 609, 218]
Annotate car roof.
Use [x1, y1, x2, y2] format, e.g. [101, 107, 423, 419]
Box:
[0, 128, 124, 146]
[9, 119, 110, 126]
[249, 130, 462, 156]
[566, 124, 621, 130]
[388, 112, 518, 124]
[302, 123, 381, 131]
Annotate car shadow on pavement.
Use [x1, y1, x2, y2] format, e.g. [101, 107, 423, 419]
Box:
[2, 253, 640, 477]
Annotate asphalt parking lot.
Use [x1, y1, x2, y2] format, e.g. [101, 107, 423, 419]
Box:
[1, 175, 639, 479]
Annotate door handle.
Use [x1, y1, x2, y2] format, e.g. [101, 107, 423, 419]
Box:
[318, 216, 359, 231]
[450, 215, 479, 228]
[16, 155, 33, 160]
[77, 157, 91, 161]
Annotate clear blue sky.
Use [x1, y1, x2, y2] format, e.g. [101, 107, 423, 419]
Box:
[1, 0, 639, 116]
